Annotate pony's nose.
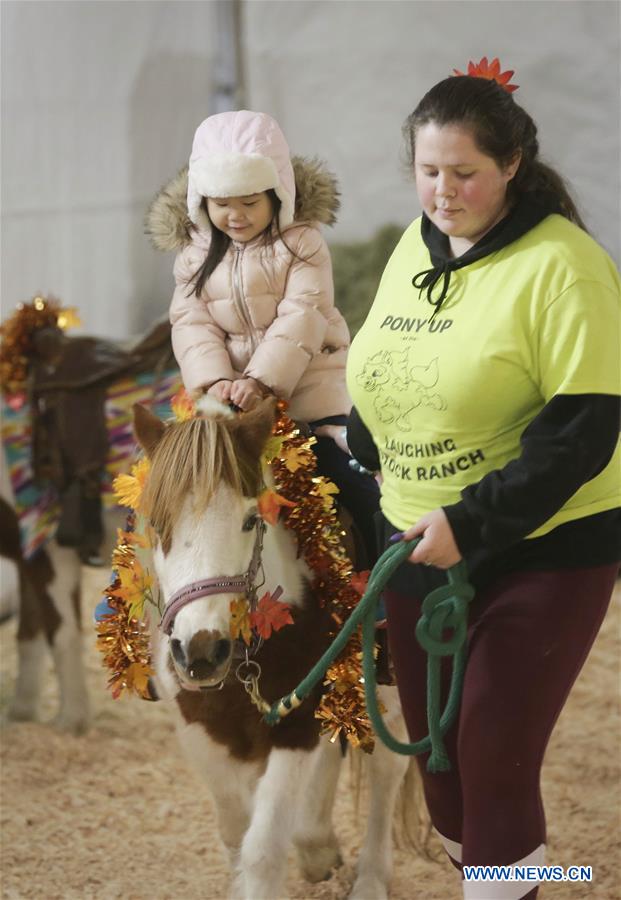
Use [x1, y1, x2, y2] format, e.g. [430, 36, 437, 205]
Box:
[187, 640, 232, 680]
[179, 634, 233, 680]
[212, 638, 233, 666]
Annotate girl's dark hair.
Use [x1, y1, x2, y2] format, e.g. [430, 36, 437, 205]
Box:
[189, 189, 309, 298]
[403, 76, 586, 229]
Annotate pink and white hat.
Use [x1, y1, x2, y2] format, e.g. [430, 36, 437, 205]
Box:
[187, 110, 296, 231]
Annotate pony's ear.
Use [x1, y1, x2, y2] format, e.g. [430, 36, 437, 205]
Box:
[133, 403, 166, 457]
[231, 396, 277, 458]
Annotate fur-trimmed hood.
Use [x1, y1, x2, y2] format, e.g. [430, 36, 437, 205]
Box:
[145, 156, 340, 254]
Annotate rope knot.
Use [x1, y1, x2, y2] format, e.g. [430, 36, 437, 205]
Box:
[415, 581, 475, 657]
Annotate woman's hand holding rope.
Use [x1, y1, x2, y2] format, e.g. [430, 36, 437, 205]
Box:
[394, 508, 462, 569]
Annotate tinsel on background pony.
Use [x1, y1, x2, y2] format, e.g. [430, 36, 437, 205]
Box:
[0, 295, 81, 401]
[96, 389, 377, 750]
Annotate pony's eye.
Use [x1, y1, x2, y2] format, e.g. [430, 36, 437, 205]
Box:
[242, 513, 258, 532]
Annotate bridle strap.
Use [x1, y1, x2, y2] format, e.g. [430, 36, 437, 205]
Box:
[159, 519, 266, 636]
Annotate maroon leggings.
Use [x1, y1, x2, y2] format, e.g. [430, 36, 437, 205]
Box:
[384, 564, 618, 896]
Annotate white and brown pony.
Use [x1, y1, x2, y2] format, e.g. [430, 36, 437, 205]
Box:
[134, 395, 416, 900]
[0, 456, 123, 734]
[0, 490, 90, 734]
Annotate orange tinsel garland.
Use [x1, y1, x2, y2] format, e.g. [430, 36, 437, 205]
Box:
[0, 295, 80, 397]
[269, 401, 375, 752]
[95, 512, 154, 700]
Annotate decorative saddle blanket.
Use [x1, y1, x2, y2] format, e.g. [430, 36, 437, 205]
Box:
[1, 368, 182, 558]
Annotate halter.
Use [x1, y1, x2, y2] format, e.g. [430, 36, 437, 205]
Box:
[159, 519, 267, 636]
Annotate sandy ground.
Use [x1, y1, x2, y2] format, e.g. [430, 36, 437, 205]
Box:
[0, 570, 619, 900]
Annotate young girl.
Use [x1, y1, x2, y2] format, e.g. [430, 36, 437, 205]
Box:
[147, 109, 379, 565]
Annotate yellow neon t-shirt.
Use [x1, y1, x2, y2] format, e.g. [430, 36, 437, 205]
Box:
[346, 214, 621, 535]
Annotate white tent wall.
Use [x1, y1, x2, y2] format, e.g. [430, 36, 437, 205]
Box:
[244, 0, 620, 254]
[1, 0, 619, 340]
[1, 0, 218, 338]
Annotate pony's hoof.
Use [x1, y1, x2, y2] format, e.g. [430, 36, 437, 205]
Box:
[297, 842, 343, 882]
[53, 707, 91, 736]
[349, 874, 389, 900]
[7, 700, 38, 723]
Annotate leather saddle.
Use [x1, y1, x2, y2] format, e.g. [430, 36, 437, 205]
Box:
[30, 318, 174, 564]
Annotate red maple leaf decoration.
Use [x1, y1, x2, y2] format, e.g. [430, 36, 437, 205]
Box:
[250, 590, 294, 639]
[257, 488, 296, 525]
[453, 56, 518, 93]
[350, 570, 370, 597]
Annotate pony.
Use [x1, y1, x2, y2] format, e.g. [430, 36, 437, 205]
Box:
[0, 457, 124, 734]
[0, 300, 175, 733]
[133, 394, 417, 900]
[0, 492, 90, 733]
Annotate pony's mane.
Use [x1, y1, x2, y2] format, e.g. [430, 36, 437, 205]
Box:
[142, 414, 262, 549]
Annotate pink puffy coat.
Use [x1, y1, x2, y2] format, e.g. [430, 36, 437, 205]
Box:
[147, 156, 351, 421]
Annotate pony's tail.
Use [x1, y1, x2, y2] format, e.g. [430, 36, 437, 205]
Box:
[393, 758, 437, 859]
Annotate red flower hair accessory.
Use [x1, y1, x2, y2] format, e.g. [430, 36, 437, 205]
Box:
[453, 57, 518, 93]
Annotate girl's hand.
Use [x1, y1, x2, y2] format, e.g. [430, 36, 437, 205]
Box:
[313, 424, 349, 455]
[230, 377, 264, 411]
[207, 380, 233, 403]
[398, 508, 462, 569]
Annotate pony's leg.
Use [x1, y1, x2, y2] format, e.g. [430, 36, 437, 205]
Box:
[0, 551, 19, 623]
[175, 720, 259, 869]
[233, 747, 313, 900]
[293, 737, 343, 882]
[8, 628, 47, 723]
[349, 685, 410, 900]
[46, 543, 90, 734]
[7, 538, 88, 732]
[209, 757, 257, 869]
[8, 561, 48, 722]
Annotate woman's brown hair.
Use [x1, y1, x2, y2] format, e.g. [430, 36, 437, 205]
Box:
[403, 75, 586, 229]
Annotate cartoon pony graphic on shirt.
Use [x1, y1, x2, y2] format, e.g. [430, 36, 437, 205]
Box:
[356, 348, 446, 431]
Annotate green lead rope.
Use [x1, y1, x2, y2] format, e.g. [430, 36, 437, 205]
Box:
[264, 538, 475, 773]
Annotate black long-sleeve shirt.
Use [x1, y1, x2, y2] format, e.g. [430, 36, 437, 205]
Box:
[347, 395, 620, 590]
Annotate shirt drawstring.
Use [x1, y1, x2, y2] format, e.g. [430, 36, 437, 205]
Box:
[412, 264, 454, 319]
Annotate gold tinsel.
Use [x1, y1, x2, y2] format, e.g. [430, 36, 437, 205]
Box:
[96, 513, 154, 700]
[96, 395, 376, 750]
[269, 401, 375, 752]
[0, 295, 80, 396]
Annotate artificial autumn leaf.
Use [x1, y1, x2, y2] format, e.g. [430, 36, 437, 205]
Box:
[257, 488, 296, 525]
[108, 558, 153, 616]
[313, 477, 339, 510]
[350, 570, 370, 597]
[262, 434, 285, 464]
[453, 56, 518, 93]
[127, 590, 150, 623]
[281, 445, 309, 473]
[113, 457, 151, 510]
[250, 591, 294, 640]
[110, 676, 125, 701]
[123, 662, 154, 698]
[230, 597, 252, 645]
[171, 387, 196, 422]
[116, 528, 149, 549]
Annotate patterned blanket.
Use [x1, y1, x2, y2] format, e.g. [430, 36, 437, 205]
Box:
[1, 368, 182, 558]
